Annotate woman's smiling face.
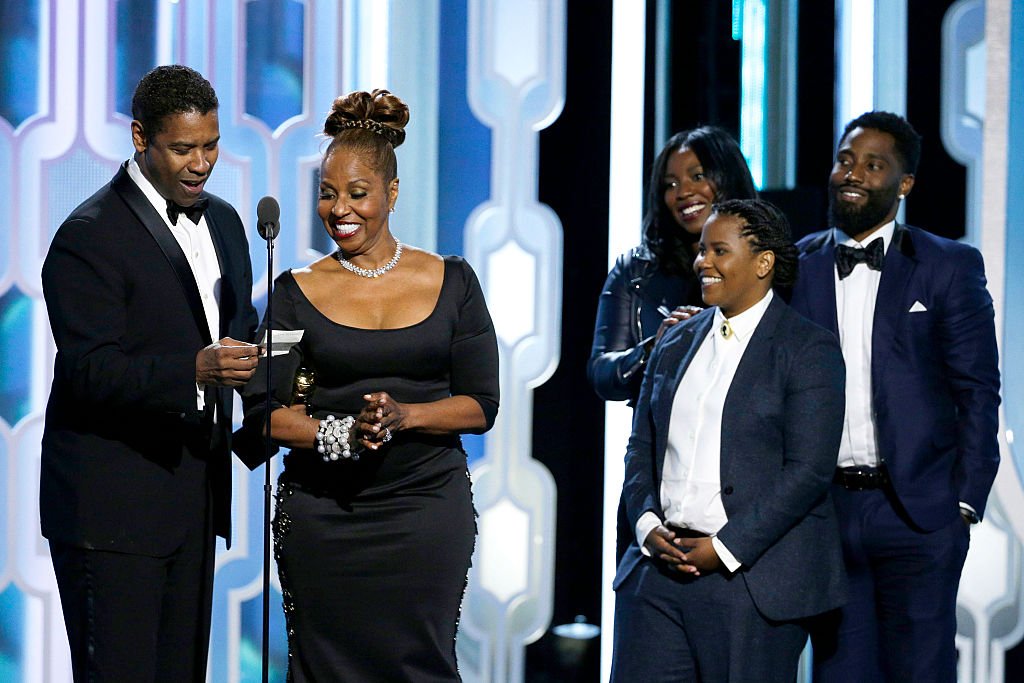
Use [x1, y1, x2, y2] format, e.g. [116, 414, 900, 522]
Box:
[317, 146, 399, 256]
[663, 145, 718, 236]
[694, 212, 773, 318]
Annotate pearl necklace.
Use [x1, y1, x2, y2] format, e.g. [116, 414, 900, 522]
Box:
[333, 241, 403, 278]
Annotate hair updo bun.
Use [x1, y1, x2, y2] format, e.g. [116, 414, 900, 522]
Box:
[321, 89, 408, 182]
[323, 89, 409, 148]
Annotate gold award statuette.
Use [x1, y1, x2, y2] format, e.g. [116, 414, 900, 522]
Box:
[291, 367, 316, 415]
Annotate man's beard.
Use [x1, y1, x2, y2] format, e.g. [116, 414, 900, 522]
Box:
[828, 181, 901, 236]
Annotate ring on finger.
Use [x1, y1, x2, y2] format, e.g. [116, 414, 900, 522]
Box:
[382, 427, 393, 443]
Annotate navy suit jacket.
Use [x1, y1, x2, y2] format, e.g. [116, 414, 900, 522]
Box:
[41, 163, 258, 554]
[789, 225, 1000, 531]
[615, 296, 848, 622]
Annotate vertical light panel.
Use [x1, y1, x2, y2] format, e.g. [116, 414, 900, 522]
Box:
[388, 0, 440, 252]
[874, 0, 908, 115]
[835, 0, 909, 238]
[343, 0, 390, 92]
[763, 0, 799, 190]
[652, 0, 671, 150]
[155, 0, 178, 66]
[602, 2, 646, 681]
[836, 0, 876, 141]
[737, 0, 767, 189]
[606, 1, 646, 268]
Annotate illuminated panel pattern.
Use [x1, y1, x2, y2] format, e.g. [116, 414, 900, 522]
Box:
[457, 1, 565, 682]
[201, 2, 349, 680]
[0, 0, 497, 680]
[244, 0, 304, 131]
[0, 2, 39, 128]
[950, 1, 1024, 682]
[941, 0, 986, 245]
[0, 0, 381, 680]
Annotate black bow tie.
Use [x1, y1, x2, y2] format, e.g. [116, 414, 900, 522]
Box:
[166, 197, 209, 225]
[835, 237, 884, 279]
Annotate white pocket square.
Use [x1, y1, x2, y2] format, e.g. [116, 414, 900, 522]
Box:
[909, 301, 928, 313]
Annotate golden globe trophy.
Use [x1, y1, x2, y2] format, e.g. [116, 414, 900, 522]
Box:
[290, 367, 316, 416]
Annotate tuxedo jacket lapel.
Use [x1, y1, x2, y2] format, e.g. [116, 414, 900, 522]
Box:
[205, 209, 232, 340]
[801, 239, 841, 339]
[872, 224, 916, 385]
[652, 314, 713, 486]
[720, 297, 782, 481]
[111, 165, 214, 347]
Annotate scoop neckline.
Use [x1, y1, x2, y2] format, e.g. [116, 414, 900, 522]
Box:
[288, 258, 450, 332]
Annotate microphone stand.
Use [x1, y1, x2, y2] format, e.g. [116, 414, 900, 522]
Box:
[254, 195, 280, 683]
[262, 230, 274, 683]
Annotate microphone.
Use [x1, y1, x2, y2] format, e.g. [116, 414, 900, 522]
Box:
[256, 196, 280, 240]
[255, 193, 280, 683]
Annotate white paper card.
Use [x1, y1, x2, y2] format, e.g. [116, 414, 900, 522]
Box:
[260, 329, 304, 356]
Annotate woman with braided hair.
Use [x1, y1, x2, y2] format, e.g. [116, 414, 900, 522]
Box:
[237, 89, 499, 681]
[611, 199, 847, 682]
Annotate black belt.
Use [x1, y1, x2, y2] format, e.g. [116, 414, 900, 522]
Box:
[833, 466, 889, 491]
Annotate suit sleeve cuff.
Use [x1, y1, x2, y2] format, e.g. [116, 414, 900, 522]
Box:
[712, 536, 742, 573]
[636, 512, 662, 557]
[959, 502, 980, 524]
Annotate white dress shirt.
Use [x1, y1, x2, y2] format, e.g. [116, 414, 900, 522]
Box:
[833, 221, 894, 468]
[636, 290, 774, 572]
[832, 221, 976, 517]
[127, 158, 222, 412]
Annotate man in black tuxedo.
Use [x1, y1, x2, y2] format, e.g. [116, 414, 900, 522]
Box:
[790, 111, 1000, 682]
[41, 65, 260, 682]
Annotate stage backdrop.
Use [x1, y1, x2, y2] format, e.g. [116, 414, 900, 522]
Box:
[2, 1, 1023, 682]
[0, 1, 565, 681]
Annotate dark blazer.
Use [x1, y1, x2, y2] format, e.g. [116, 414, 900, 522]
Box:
[614, 296, 847, 622]
[790, 225, 1001, 531]
[40, 163, 258, 555]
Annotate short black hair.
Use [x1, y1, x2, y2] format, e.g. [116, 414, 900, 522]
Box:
[841, 111, 921, 175]
[711, 198, 799, 288]
[643, 126, 757, 273]
[131, 65, 218, 137]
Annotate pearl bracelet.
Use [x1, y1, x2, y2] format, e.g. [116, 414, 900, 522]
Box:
[316, 414, 358, 462]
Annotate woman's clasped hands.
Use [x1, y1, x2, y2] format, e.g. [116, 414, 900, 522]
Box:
[355, 392, 405, 450]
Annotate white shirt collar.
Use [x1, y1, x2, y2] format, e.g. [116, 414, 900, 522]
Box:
[713, 289, 773, 342]
[834, 219, 896, 253]
[126, 157, 175, 225]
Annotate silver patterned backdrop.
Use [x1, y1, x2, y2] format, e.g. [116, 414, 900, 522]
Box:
[0, 0, 564, 680]
[1, 1, 1023, 682]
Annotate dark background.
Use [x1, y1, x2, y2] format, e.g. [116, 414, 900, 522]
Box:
[526, 0, 1012, 680]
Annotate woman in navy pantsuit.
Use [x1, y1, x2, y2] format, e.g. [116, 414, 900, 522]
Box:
[611, 199, 847, 682]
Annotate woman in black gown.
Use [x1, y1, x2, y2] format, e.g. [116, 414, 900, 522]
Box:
[238, 89, 499, 681]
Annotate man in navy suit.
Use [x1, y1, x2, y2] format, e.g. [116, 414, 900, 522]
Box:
[790, 111, 1001, 682]
[41, 65, 259, 681]
[612, 199, 847, 682]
